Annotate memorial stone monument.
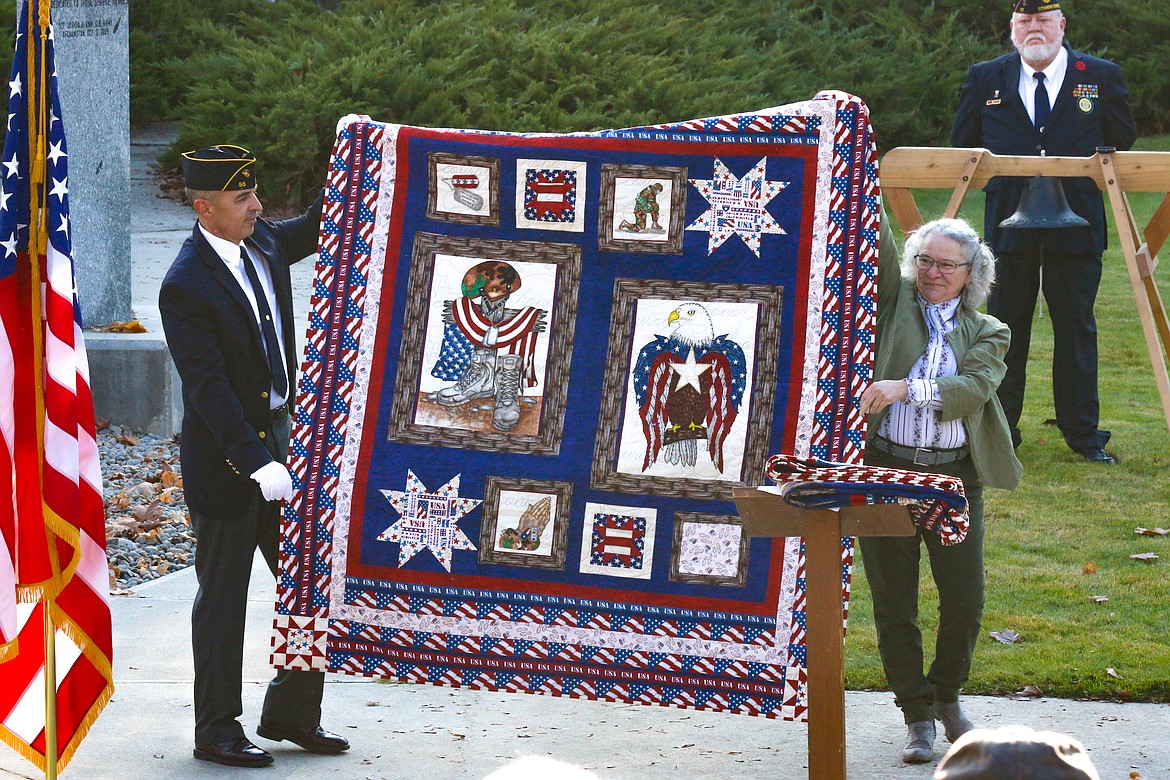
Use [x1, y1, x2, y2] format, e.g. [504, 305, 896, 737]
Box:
[38, 0, 178, 434]
[48, 0, 131, 325]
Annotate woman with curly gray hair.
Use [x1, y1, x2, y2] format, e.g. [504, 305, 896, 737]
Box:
[858, 216, 1022, 765]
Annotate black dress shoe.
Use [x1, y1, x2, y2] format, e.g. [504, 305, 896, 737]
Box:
[1079, 446, 1118, 465]
[256, 722, 350, 754]
[193, 737, 274, 767]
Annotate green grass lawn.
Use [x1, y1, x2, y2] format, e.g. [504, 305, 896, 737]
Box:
[845, 136, 1170, 702]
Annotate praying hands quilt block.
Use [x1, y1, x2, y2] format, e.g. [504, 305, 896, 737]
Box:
[272, 92, 879, 721]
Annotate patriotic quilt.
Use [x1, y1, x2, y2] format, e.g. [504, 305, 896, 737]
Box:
[272, 92, 880, 721]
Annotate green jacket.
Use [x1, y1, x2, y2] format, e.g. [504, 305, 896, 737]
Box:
[867, 222, 1022, 491]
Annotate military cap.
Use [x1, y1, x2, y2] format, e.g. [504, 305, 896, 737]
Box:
[181, 144, 257, 191]
[1013, 0, 1061, 14]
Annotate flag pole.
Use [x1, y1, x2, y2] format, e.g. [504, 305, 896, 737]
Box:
[43, 604, 57, 780]
[24, 0, 58, 775]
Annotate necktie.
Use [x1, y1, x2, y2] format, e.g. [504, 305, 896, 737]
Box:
[1034, 72, 1050, 130]
[239, 245, 288, 400]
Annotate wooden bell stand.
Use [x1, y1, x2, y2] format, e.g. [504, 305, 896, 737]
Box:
[732, 489, 914, 780]
[881, 147, 1170, 435]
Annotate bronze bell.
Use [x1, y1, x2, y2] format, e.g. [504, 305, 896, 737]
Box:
[999, 176, 1089, 229]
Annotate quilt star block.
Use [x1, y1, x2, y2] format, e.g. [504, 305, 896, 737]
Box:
[686, 157, 789, 257]
[378, 470, 480, 571]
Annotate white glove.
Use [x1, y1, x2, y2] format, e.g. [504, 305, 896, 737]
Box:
[250, 461, 294, 503]
[336, 113, 371, 137]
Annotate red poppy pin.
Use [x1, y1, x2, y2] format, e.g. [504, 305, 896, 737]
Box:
[1075, 60, 1086, 71]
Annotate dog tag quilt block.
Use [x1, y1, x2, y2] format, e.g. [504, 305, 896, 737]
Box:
[272, 92, 879, 721]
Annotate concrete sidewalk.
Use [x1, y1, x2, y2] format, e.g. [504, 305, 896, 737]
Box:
[2, 553, 1166, 780]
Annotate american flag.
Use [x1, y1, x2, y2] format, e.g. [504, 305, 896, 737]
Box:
[0, 0, 113, 773]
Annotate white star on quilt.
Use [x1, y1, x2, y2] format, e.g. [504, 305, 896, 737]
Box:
[378, 470, 479, 571]
[686, 157, 788, 257]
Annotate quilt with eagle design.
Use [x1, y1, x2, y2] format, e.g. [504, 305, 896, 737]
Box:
[271, 91, 879, 721]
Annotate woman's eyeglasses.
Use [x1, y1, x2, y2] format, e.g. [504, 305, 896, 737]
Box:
[914, 254, 971, 275]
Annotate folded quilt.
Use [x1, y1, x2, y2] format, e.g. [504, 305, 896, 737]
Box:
[764, 454, 970, 545]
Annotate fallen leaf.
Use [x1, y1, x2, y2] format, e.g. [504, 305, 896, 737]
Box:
[130, 500, 165, 529]
[1134, 527, 1169, 536]
[1015, 684, 1043, 698]
[94, 320, 149, 334]
[159, 461, 182, 489]
[125, 482, 156, 500]
[990, 628, 1020, 644]
[116, 432, 140, 446]
[106, 517, 138, 538]
[1106, 667, 1120, 678]
[95, 417, 111, 431]
[1082, 562, 1097, 575]
[1042, 418, 1058, 426]
[1088, 595, 1109, 603]
[1129, 552, 1159, 562]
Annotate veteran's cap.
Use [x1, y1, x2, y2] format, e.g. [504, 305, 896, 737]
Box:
[181, 144, 257, 191]
[1013, 0, 1061, 14]
[934, 726, 1098, 780]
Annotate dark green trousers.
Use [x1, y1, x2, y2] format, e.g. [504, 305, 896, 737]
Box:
[858, 448, 985, 725]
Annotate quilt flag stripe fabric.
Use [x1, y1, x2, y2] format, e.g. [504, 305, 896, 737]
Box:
[274, 92, 879, 721]
[0, 0, 114, 773]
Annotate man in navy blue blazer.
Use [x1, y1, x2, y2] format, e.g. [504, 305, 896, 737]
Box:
[951, 0, 1137, 464]
[159, 145, 349, 767]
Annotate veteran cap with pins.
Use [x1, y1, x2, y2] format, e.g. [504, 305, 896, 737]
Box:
[1013, 0, 1061, 14]
[181, 144, 257, 191]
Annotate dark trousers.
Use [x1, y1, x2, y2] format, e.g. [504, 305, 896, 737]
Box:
[859, 448, 985, 725]
[190, 415, 324, 744]
[987, 249, 1109, 452]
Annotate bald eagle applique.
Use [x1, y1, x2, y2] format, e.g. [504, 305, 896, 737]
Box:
[632, 303, 747, 473]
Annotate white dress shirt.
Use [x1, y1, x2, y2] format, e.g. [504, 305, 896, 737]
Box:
[1018, 45, 1067, 125]
[198, 224, 289, 408]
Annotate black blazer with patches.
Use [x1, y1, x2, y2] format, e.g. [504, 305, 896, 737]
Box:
[159, 194, 322, 520]
[951, 44, 1137, 254]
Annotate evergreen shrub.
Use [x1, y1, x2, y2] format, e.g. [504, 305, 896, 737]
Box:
[130, 0, 1170, 208]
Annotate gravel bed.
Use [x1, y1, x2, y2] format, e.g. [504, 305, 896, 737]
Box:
[99, 426, 194, 591]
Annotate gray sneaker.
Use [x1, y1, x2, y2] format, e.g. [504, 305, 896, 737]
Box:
[902, 720, 936, 763]
[934, 700, 975, 742]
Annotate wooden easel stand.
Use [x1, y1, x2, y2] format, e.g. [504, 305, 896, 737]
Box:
[733, 489, 913, 780]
